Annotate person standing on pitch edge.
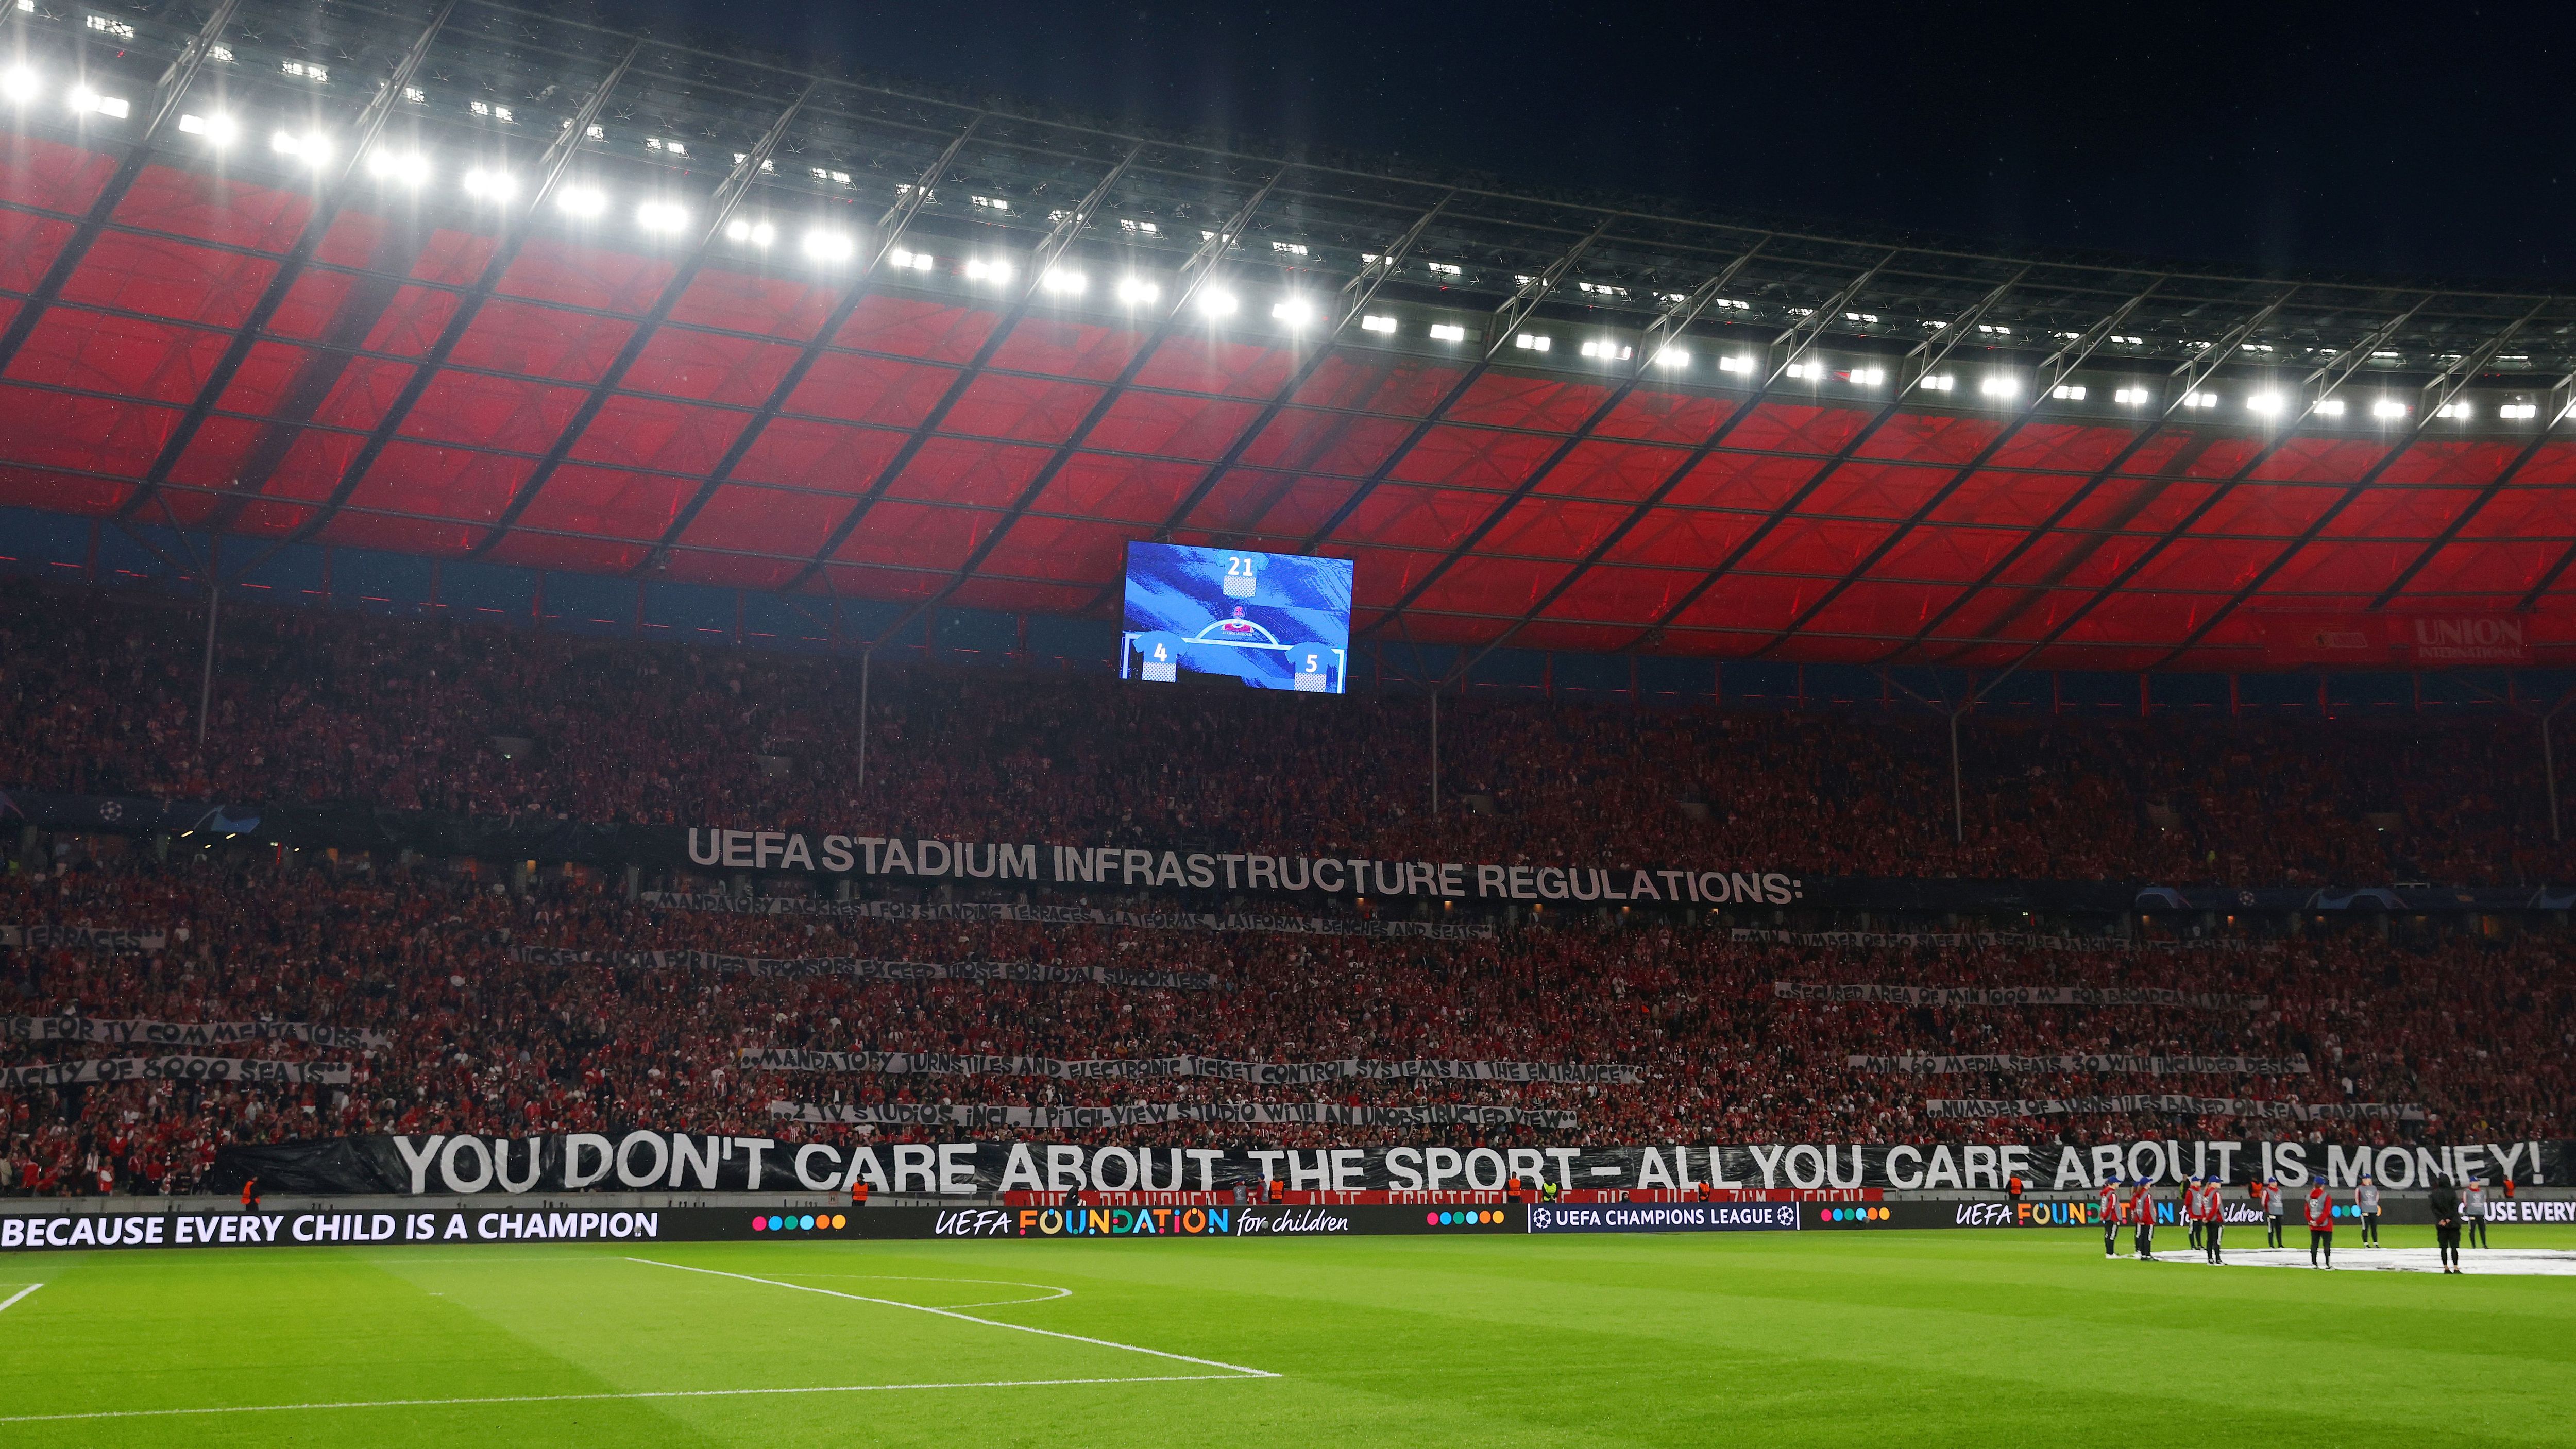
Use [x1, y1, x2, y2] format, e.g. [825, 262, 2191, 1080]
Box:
[2430, 1177, 2463, 1274]
[2129, 1176, 2157, 1260]
[2464, 1177, 2490, 1249]
[2099, 1174, 2124, 1258]
[2184, 1173, 2204, 1254]
[2354, 1175, 2381, 1247]
[2197, 1174, 2225, 1264]
[2261, 1178, 2286, 1248]
[2305, 1181, 2335, 1269]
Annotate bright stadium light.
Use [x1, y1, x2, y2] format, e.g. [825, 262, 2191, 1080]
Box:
[178, 112, 239, 146]
[1979, 374, 2017, 397]
[2502, 402, 2539, 420]
[1513, 333, 1552, 353]
[1360, 314, 1397, 334]
[2114, 386, 2151, 406]
[1848, 366, 1885, 386]
[1917, 373, 1954, 391]
[1652, 346, 1688, 368]
[270, 130, 329, 167]
[800, 229, 853, 262]
[888, 248, 935, 271]
[2313, 398, 2346, 417]
[962, 257, 1013, 283]
[1428, 322, 1466, 342]
[1195, 287, 1238, 317]
[1719, 354, 1753, 373]
[2371, 399, 2408, 419]
[1784, 360, 1821, 379]
[1114, 276, 1160, 305]
[1270, 297, 1315, 328]
[366, 149, 429, 186]
[2, 64, 37, 105]
[555, 185, 606, 217]
[461, 168, 517, 202]
[2183, 390, 2219, 409]
[2247, 393, 2283, 415]
[2437, 400, 2472, 419]
[2050, 384, 2086, 400]
[1040, 267, 1086, 295]
[636, 201, 689, 233]
[68, 86, 128, 118]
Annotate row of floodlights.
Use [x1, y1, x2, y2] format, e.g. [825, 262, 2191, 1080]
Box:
[0, 77, 2554, 422]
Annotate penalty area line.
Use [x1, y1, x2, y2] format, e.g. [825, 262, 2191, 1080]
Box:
[0, 1375, 1261, 1425]
[627, 1257, 1278, 1379]
[0, 1283, 40, 1314]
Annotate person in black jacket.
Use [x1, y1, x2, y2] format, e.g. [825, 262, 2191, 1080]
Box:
[2429, 1179, 2462, 1275]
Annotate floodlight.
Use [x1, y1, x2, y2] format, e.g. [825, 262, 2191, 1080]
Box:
[270, 130, 329, 167]
[1271, 298, 1315, 328]
[2370, 399, 2407, 419]
[1360, 314, 1397, 334]
[366, 149, 429, 185]
[1114, 276, 1160, 305]
[1040, 268, 1086, 295]
[801, 230, 853, 262]
[636, 201, 689, 233]
[962, 257, 1013, 283]
[461, 168, 517, 202]
[1195, 288, 1238, 317]
[178, 112, 239, 146]
[555, 185, 606, 217]
[1917, 373, 1954, 391]
[1, 65, 36, 104]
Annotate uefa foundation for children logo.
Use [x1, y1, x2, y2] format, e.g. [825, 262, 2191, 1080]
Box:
[1818, 1206, 1895, 1226]
[750, 1213, 849, 1233]
[1426, 1210, 1509, 1227]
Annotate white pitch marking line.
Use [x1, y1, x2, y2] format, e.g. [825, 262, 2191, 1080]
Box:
[628, 1257, 1277, 1378]
[0, 1283, 40, 1315]
[0, 1375, 1259, 1425]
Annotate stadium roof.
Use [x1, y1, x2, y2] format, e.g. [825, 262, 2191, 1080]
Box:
[4, 0, 2576, 674]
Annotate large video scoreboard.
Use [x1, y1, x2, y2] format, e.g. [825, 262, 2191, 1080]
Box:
[1120, 543, 1353, 694]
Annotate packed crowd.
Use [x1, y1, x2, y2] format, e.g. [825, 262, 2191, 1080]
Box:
[3, 850, 2564, 1197]
[0, 582, 2565, 887]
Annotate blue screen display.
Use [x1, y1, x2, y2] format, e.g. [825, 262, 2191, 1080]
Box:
[1121, 542, 1353, 693]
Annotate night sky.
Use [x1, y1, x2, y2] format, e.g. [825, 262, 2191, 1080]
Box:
[626, 1, 2571, 287]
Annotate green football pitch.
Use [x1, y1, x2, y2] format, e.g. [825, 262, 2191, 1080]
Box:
[2, 1226, 2571, 1446]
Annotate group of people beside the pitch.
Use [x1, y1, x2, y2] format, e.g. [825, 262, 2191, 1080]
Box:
[2094, 1173, 2493, 1273]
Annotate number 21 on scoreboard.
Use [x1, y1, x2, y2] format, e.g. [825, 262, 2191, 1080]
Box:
[1223, 554, 1258, 598]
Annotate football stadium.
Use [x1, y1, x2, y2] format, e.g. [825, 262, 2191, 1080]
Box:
[1, 0, 2573, 1443]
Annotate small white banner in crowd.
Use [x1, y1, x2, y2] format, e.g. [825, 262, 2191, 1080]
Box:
[1851, 1053, 2309, 1076]
[1924, 1095, 2424, 1122]
[0, 1056, 352, 1087]
[1777, 982, 2267, 1010]
[1, 1017, 386, 1048]
[641, 892, 1495, 940]
[507, 947, 1218, 991]
[766, 1099, 1580, 1129]
[0, 925, 167, 952]
[738, 1048, 1640, 1085]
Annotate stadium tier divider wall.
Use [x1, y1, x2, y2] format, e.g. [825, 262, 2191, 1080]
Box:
[7, 506, 2570, 713]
